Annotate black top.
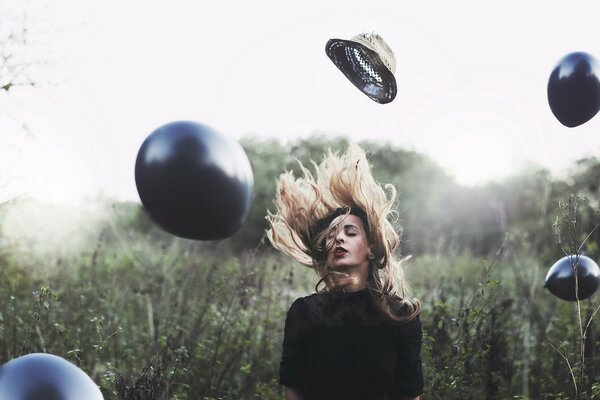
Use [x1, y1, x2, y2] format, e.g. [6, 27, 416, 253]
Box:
[280, 288, 424, 399]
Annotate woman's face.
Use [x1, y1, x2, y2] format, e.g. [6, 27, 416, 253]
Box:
[326, 214, 371, 271]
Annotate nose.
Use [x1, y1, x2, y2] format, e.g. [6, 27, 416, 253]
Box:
[334, 230, 344, 243]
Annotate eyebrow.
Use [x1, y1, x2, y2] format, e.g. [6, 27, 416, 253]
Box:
[329, 224, 360, 232]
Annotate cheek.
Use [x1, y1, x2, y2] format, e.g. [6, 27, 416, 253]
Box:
[357, 241, 370, 258]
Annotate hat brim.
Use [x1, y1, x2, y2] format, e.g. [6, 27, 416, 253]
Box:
[326, 38, 397, 104]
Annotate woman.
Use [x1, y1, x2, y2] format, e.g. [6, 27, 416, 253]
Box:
[267, 145, 423, 400]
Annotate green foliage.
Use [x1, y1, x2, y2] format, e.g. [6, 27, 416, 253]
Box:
[2, 138, 600, 398]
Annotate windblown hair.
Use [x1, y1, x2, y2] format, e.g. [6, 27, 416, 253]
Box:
[267, 145, 420, 321]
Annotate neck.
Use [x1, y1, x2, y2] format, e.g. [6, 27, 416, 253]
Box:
[344, 284, 366, 293]
[337, 265, 369, 292]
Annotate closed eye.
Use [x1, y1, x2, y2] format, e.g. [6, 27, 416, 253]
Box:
[345, 226, 359, 236]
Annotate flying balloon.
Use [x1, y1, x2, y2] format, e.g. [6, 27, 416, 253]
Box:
[544, 254, 600, 301]
[547, 51, 600, 127]
[0, 353, 104, 400]
[135, 120, 254, 240]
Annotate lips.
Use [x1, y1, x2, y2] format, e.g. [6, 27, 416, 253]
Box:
[334, 246, 348, 257]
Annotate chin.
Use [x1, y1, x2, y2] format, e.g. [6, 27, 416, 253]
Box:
[328, 261, 342, 270]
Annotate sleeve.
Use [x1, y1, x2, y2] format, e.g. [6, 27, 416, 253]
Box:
[391, 314, 425, 398]
[279, 298, 309, 390]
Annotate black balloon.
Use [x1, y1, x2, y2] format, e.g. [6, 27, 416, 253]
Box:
[0, 353, 104, 400]
[544, 255, 600, 301]
[547, 51, 600, 127]
[135, 121, 254, 240]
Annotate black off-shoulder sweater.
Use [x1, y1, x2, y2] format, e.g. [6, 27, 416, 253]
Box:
[280, 288, 424, 399]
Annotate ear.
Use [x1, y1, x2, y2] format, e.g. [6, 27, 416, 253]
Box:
[367, 249, 375, 260]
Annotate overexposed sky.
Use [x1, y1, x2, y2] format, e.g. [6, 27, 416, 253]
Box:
[2, 0, 600, 204]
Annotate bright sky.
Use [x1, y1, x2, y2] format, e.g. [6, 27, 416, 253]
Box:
[3, 0, 600, 205]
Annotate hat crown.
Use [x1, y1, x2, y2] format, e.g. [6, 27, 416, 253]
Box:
[350, 33, 396, 73]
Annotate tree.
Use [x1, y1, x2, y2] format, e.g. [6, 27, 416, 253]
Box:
[0, 7, 41, 92]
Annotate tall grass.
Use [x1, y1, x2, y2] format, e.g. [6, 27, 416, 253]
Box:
[1, 203, 600, 399]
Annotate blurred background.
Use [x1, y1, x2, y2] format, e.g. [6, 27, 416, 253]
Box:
[2, 0, 600, 399]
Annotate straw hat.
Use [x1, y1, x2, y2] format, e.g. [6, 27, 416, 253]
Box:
[325, 32, 397, 104]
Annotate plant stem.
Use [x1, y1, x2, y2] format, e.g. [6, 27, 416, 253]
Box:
[574, 263, 584, 400]
[547, 341, 578, 397]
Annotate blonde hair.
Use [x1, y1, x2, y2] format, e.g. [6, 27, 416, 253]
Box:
[267, 145, 420, 321]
